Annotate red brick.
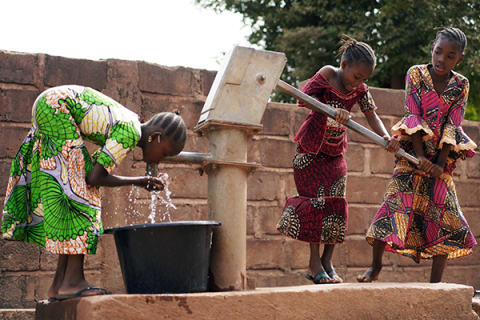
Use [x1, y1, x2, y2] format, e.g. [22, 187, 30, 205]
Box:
[260, 103, 292, 136]
[39, 248, 58, 271]
[0, 274, 35, 308]
[442, 265, 480, 288]
[347, 114, 372, 144]
[246, 206, 255, 236]
[173, 203, 208, 221]
[103, 59, 142, 115]
[31, 271, 56, 302]
[246, 237, 286, 270]
[141, 94, 203, 129]
[455, 181, 480, 207]
[0, 51, 37, 85]
[345, 144, 365, 172]
[44, 55, 107, 90]
[138, 62, 194, 96]
[466, 154, 480, 179]
[292, 108, 310, 137]
[283, 172, 297, 200]
[464, 208, 480, 238]
[255, 205, 284, 236]
[345, 236, 394, 267]
[99, 237, 126, 294]
[247, 171, 282, 201]
[0, 125, 31, 158]
[347, 205, 377, 235]
[369, 145, 397, 174]
[199, 69, 217, 96]
[247, 138, 261, 164]
[167, 167, 208, 199]
[0, 89, 41, 122]
[463, 120, 480, 147]
[369, 87, 405, 117]
[346, 175, 389, 204]
[0, 240, 40, 271]
[284, 239, 309, 270]
[260, 138, 296, 168]
[0, 159, 12, 196]
[181, 132, 209, 155]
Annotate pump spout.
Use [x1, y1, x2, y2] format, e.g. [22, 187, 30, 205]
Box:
[163, 151, 213, 165]
[145, 163, 158, 177]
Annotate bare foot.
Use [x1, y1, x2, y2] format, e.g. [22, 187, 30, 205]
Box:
[356, 266, 381, 283]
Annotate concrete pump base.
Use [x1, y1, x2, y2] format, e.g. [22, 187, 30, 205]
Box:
[36, 283, 478, 320]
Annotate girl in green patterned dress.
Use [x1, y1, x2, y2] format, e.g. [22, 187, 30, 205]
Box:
[1, 85, 187, 300]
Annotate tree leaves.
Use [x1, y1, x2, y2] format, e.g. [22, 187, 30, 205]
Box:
[196, 0, 480, 120]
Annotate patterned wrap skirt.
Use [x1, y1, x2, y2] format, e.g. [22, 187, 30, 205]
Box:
[277, 144, 348, 243]
[366, 158, 477, 263]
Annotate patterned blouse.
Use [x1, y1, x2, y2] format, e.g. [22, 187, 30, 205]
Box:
[294, 72, 377, 156]
[392, 64, 476, 172]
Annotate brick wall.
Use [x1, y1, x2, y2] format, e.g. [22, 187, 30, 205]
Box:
[0, 50, 479, 308]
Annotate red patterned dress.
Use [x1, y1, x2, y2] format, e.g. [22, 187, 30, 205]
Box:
[366, 65, 477, 262]
[277, 73, 377, 243]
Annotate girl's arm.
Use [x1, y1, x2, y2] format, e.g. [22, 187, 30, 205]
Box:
[430, 143, 452, 178]
[411, 131, 434, 173]
[86, 162, 164, 191]
[364, 111, 400, 153]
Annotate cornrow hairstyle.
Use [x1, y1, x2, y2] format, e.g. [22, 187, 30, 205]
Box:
[146, 111, 187, 147]
[337, 35, 376, 66]
[435, 27, 467, 53]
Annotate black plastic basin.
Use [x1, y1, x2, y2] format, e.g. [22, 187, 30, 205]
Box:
[104, 220, 221, 294]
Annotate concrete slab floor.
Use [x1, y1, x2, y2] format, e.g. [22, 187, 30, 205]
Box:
[35, 283, 479, 320]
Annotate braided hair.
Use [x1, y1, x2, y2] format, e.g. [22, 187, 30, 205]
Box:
[337, 35, 376, 67]
[434, 27, 467, 53]
[146, 110, 187, 149]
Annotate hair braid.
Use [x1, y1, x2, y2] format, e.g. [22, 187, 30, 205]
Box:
[146, 111, 187, 147]
[337, 35, 376, 66]
[435, 27, 467, 53]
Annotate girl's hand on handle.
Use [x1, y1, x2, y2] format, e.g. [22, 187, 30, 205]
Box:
[429, 164, 444, 178]
[142, 176, 165, 192]
[335, 109, 351, 125]
[383, 136, 400, 153]
[417, 156, 434, 173]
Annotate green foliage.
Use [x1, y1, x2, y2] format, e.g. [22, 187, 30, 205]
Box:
[196, 0, 480, 120]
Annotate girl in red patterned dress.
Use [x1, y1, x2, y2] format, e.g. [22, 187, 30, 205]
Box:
[358, 27, 477, 283]
[277, 38, 400, 284]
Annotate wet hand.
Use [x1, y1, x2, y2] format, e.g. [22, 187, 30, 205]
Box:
[143, 176, 165, 192]
[417, 156, 434, 173]
[335, 109, 351, 125]
[383, 136, 400, 153]
[429, 164, 444, 178]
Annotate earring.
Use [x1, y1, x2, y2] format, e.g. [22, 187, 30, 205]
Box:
[148, 136, 153, 143]
[158, 135, 161, 143]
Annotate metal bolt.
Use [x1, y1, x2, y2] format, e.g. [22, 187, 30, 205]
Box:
[256, 73, 266, 85]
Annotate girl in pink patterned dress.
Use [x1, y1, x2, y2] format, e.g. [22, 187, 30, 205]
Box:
[358, 27, 477, 283]
[276, 38, 400, 284]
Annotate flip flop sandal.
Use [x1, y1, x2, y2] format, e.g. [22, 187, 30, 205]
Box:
[305, 272, 333, 284]
[57, 286, 112, 300]
[326, 269, 343, 283]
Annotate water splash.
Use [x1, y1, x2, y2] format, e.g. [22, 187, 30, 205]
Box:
[148, 173, 176, 223]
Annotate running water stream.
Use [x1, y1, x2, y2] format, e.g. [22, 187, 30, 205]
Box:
[148, 173, 176, 223]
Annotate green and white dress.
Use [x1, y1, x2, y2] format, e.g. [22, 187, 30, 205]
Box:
[2, 85, 141, 254]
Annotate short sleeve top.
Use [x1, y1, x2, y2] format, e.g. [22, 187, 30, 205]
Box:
[294, 72, 377, 156]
